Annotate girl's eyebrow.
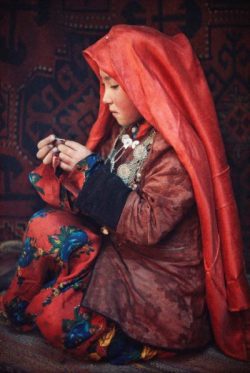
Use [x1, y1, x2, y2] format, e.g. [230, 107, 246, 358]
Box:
[102, 75, 111, 81]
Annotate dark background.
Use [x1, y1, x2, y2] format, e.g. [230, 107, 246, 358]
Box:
[0, 0, 249, 269]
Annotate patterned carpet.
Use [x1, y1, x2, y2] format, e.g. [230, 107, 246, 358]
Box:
[1, 240, 250, 373]
[1, 321, 250, 373]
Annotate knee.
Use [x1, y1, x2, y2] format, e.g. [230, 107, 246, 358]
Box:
[26, 207, 52, 232]
[23, 208, 60, 258]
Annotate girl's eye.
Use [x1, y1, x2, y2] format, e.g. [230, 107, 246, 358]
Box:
[110, 84, 119, 89]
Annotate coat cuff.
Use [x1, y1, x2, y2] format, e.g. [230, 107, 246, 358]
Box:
[75, 153, 103, 178]
[75, 163, 132, 229]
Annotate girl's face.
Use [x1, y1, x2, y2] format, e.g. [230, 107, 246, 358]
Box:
[100, 70, 142, 126]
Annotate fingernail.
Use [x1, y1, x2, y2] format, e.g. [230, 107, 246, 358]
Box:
[52, 147, 58, 153]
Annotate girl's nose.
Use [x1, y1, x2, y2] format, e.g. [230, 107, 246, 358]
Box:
[102, 88, 112, 104]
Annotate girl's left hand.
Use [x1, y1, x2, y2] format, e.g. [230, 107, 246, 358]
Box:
[57, 141, 92, 172]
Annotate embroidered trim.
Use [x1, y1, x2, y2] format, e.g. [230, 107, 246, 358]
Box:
[75, 153, 103, 178]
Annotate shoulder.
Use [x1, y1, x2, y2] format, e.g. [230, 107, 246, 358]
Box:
[145, 129, 186, 174]
[152, 129, 171, 152]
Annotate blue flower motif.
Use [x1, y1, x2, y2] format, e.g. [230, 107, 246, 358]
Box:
[18, 237, 37, 267]
[61, 230, 88, 262]
[64, 319, 93, 349]
[29, 172, 44, 194]
[49, 227, 89, 262]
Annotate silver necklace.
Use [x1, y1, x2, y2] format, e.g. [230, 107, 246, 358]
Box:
[106, 126, 155, 188]
[107, 126, 139, 172]
[116, 129, 155, 188]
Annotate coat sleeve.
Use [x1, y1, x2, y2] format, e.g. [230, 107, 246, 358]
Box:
[75, 132, 195, 245]
[29, 154, 103, 212]
[116, 134, 195, 245]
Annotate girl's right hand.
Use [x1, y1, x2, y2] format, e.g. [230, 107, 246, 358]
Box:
[36, 134, 58, 164]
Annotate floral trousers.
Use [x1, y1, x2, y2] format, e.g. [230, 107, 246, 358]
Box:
[2, 207, 166, 364]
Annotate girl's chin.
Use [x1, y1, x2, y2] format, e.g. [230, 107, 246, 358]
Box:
[117, 122, 132, 127]
[114, 117, 130, 127]
[112, 113, 140, 127]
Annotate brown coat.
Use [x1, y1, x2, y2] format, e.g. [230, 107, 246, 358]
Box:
[83, 130, 211, 350]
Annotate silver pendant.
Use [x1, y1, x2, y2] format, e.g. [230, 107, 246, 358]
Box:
[133, 144, 147, 160]
[117, 164, 131, 180]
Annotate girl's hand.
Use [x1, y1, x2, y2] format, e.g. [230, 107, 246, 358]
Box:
[36, 134, 58, 164]
[57, 141, 92, 172]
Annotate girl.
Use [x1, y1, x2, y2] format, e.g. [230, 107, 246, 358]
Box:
[2, 25, 250, 363]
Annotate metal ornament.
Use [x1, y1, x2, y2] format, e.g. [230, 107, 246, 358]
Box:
[108, 128, 155, 188]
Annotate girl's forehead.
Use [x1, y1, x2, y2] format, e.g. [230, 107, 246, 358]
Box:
[99, 69, 107, 77]
[99, 69, 115, 81]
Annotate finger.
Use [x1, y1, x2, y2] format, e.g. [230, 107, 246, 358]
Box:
[36, 144, 54, 160]
[58, 151, 75, 166]
[59, 161, 73, 172]
[57, 144, 75, 158]
[42, 148, 57, 164]
[58, 143, 92, 162]
[37, 134, 56, 149]
[63, 140, 85, 151]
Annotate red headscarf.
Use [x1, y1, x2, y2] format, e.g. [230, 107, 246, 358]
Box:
[83, 24, 250, 360]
